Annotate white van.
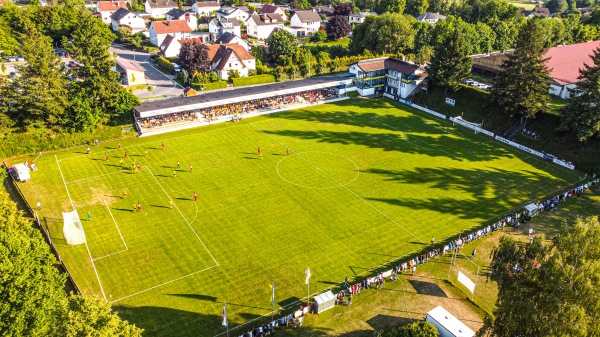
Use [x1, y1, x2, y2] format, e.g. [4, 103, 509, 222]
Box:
[11, 163, 31, 182]
[173, 64, 181, 73]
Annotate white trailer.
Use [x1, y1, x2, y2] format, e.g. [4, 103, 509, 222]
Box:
[425, 306, 474, 337]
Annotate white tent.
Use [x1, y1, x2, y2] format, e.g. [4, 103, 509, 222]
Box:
[524, 203, 538, 218]
[426, 306, 474, 337]
[63, 210, 86, 246]
[314, 290, 335, 314]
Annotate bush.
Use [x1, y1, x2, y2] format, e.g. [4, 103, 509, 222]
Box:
[190, 81, 227, 91]
[157, 57, 174, 74]
[232, 74, 275, 87]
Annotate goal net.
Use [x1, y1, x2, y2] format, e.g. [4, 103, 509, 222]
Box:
[447, 249, 480, 300]
[63, 210, 86, 246]
[452, 116, 483, 134]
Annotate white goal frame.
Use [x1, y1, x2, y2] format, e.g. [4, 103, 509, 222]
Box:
[452, 116, 483, 134]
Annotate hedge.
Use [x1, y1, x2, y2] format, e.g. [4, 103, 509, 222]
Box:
[157, 57, 174, 74]
[191, 81, 228, 91]
[232, 74, 275, 87]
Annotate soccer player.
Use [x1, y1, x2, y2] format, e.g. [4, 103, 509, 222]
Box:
[119, 159, 123, 166]
[94, 139, 99, 146]
[137, 164, 141, 171]
[173, 170, 176, 177]
[431, 237, 434, 245]
[144, 150, 148, 157]
[189, 165, 193, 173]
[118, 143, 121, 149]
[123, 190, 127, 199]
[37, 201, 41, 210]
[287, 148, 290, 156]
[177, 161, 180, 168]
[87, 147, 91, 154]
[137, 203, 141, 212]
[105, 154, 109, 161]
[87, 212, 92, 221]
[125, 152, 128, 158]
[162, 142, 165, 150]
[194, 192, 197, 202]
[258, 147, 261, 156]
[169, 200, 173, 209]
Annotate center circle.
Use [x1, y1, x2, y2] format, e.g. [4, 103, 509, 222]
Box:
[276, 151, 360, 189]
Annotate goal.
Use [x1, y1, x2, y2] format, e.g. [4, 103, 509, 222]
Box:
[452, 116, 484, 134]
[63, 210, 86, 246]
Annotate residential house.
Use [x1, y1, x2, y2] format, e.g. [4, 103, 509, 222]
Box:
[313, 5, 334, 18]
[206, 43, 255, 80]
[192, 1, 220, 16]
[348, 57, 428, 98]
[216, 5, 250, 21]
[519, 7, 551, 18]
[259, 4, 287, 21]
[286, 26, 308, 37]
[97, 1, 128, 24]
[149, 20, 192, 46]
[245, 13, 285, 40]
[183, 86, 198, 96]
[111, 8, 147, 33]
[116, 57, 146, 86]
[290, 11, 322, 34]
[348, 12, 374, 26]
[166, 8, 198, 31]
[145, 0, 179, 18]
[208, 18, 241, 41]
[160, 36, 208, 57]
[470, 40, 600, 99]
[415, 12, 446, 24]
[215, 31, 250, 51]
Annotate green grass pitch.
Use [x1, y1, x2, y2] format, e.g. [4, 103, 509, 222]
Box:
[15, 98, 581, 336]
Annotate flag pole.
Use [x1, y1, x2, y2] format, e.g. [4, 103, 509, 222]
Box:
[271, 282, 274, 326]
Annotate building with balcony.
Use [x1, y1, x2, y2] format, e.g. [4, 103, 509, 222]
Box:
[348, 58, 427, 98]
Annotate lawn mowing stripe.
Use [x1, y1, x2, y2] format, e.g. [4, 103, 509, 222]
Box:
[251, 122, 427, 245]
[56, 154, 108, 302]
[146, 166, 218, 265]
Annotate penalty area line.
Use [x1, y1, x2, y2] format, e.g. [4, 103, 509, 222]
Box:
[104, 199, 128, 251]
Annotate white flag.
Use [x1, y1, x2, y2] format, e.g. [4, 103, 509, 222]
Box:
[221, 303, 227, 327]
[305, 267, 311, 284]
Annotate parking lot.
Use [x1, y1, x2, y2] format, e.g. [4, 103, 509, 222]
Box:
[464, 78, 492, 91]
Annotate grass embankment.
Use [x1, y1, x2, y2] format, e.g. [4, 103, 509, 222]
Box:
[412, 85, 600, 173]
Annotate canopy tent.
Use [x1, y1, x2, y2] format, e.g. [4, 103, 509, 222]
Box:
[524, 203, 538, 218]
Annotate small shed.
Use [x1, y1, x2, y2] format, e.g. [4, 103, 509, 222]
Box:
[426, 306, 474, 337]
[313, 290, 335, 314]
[116, 57, 146, 86]
[524, 203, 538, 218]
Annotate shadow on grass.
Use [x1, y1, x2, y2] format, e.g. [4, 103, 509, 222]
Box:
[407, 279, 448, 298]
[367, 315, 413, 332]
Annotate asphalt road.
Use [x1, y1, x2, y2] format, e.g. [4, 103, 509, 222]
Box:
[110, 43, 183, 99]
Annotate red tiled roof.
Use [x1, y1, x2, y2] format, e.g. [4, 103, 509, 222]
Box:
[545, 41, 600, 85]
[260, 4, 282, 14]
[117, 57, 144, 72]
[151, 20, 192, 34]
[357, 60, 385, 72]
[355, 58, 420, 74]
[97, 1, 127, 12]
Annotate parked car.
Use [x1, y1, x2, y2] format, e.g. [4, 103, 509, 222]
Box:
[173, 63, 181, 73]
[464, 79, 475, 85]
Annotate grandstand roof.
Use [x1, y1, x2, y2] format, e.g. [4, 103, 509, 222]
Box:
[134, 75, 353, 118]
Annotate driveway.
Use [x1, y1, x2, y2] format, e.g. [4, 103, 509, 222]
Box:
[110, 43, 183, 99]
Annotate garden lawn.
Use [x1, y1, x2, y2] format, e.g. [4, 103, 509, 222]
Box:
[11, 98, 581, 336]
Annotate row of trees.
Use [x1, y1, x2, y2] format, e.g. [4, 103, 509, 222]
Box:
[0, 170, 142, 336]
[0, 0, 139, 134]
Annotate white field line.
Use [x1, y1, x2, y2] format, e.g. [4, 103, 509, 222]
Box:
[93, 249, 128, 261]
[212, 247, 421, 337]
[146, 167, 218, 265]
[56, 155, 107, 302]
[66, 170, 123, 185]
[250, 123, 426, 245]
[111, 264, 219, 303]
[104, 200, 128, 250]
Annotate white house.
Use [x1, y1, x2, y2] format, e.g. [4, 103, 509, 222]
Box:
[215, 31, 250, 51]
[216, 5, 250, 21]
[166, 8, 198, 31]
[192, 1, 220, 16]
[145, 0, 179, 18]
[207, 43, 255, 80]
[415, 12, 447, 24]
[149, 20, 192, 46]
[97, 1, 128, 24]
[111, 8, 147, 33]
[259, 4, 286, 21]
[349, 57, 427, 98]
[208, 17, 241, 41]
[348, 12, 374, 26]
[245, 13, 284, 40]
[290, 10, 321, 33]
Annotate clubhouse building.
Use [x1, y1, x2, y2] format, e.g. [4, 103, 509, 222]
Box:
[348, 58, 428, 99]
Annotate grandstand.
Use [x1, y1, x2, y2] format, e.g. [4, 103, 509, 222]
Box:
[133, 75, 354, 136]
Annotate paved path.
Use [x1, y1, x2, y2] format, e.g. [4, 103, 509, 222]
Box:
[110, 43, 183, 99]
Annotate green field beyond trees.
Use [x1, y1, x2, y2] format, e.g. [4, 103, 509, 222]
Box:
[12, 99, 581, 336]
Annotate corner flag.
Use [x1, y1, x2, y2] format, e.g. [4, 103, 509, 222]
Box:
[305, 267, 311, 284]
[222, 303, 227, 327]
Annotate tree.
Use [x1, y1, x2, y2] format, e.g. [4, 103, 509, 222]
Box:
[375, 0, 407, 14]
[405, 0, 429, 16]
[312, 29, 327, 42]
[327, 15, 352, 40]
[426, 29, 472, 93]
[479, 217, 600, 337]
[560, 47, 600, 142]
[267, 30, 298, 66]
[291, 0, 312, 9]
[489, 19, 551, 118]
[0, 188, 66, 336]
[545, 0, 568, 14]
[11, 24, 70, 128]
[178, 41, 211, 75]
[350, 13, 415, 55]
[386, 321, 439, 337]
